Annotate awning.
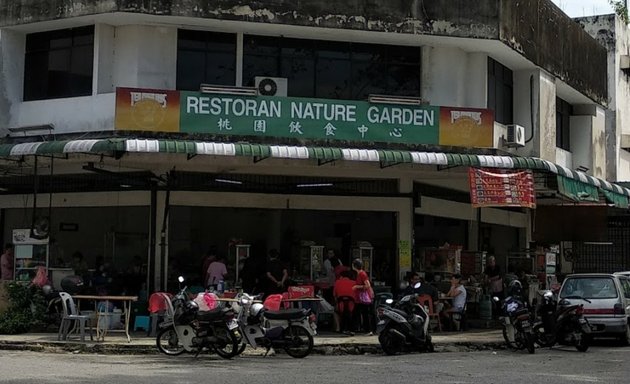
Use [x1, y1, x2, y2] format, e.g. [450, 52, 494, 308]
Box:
[557, 175, 600, 203]
[1, 138, 630, 198]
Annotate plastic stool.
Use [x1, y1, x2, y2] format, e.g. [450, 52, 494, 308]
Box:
[134, 315, 150, 332]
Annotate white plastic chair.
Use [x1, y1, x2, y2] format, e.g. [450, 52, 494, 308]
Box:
[58, 292, 93, 342]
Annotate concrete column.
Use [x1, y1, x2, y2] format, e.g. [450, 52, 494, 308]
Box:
[154, 190, 169, 291]
[397, 176, 414, 281]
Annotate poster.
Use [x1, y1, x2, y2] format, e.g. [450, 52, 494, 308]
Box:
[399, 240, 411, 269]
[469, 168, 536, 208]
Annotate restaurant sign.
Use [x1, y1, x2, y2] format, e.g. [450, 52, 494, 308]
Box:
[468, 168, 536, 209]
[115, 87, 494, 147]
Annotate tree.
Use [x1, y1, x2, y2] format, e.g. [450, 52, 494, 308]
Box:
[609, 0, 629, 23]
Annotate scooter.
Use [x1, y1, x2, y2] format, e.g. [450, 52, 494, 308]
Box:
[533, 290, 591, 352]
[494, 295, 536, 354]
[376, 283, 433, 355]
[232, 292, 315, 358]
[155, 276, 240, 359]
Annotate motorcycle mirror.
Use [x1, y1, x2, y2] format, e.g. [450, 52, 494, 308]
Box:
[178, 276, 185, 283]
[413, 282, 421, 289]
[543, 290, 553, 298]
[385, 299, 394, 304]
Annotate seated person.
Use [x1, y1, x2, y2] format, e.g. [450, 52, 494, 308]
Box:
[440, 273, 467, 330]
[333, 270, 356, 335]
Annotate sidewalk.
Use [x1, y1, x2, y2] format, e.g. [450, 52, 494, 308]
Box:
[0, 328, 505, 355]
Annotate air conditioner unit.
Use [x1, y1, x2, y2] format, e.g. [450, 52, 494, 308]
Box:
[255, 76, 288, 97]
[505, 124, 525, 147]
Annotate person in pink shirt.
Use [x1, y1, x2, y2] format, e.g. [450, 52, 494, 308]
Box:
[206, 255, 228, 289]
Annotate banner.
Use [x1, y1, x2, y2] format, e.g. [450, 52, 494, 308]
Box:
[114, 87, 494, 147]
[468, 168, 536, 208]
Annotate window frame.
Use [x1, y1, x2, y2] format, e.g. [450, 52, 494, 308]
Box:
[556, 96, 573, 151]
[487, 57, 513, 125]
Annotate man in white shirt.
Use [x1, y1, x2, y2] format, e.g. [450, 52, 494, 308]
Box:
[206, 256, 227, 289]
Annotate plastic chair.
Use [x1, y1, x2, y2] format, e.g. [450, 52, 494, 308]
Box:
[58, 292, 93, 342]
[418, 294, 442, 332]
[133, 315, 150, 332]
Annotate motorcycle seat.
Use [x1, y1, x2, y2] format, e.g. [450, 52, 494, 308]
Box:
[264, 308, 306, 320]
[197, 308, 227, 321]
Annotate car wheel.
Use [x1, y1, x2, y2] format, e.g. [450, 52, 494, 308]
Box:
[621, 322, 630, 346]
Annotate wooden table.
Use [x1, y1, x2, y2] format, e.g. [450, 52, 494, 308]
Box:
[73, 295, 138, 342]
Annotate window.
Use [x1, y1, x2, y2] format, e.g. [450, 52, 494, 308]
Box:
[487, 57, 513, 125]
[556, 97, 573, 151]
[243, 36, 420, 100]
[24, 26, 94, 101]
[177, 30, 236, 91]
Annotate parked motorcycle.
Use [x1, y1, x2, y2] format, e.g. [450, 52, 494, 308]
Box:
[155, 276, 240, 359]
[533, 290, 591, 352]
[232, 293, 315, 358]
[495, 280, 536, 354]
[376, 283, 433, 355]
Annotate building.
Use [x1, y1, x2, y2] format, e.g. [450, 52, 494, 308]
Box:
[0, 0, 626, 294]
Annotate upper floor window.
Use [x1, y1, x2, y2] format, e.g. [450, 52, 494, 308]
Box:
[487, 57, 513, 125]
[177, 30, 236, 91]
[242, 36, 420, 100]
[24, 26, 94, 101]
[556, 97, 572, 151]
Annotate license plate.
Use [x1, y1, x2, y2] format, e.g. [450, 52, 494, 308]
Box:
[227, 320, 239, 330]
[521, 320, 530, 327]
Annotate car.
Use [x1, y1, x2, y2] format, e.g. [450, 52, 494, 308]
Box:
[614, 271, 630, 278]
[558, 273, 630, 344]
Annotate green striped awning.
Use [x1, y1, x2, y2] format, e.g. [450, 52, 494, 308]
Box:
[2, 138, 630, 198]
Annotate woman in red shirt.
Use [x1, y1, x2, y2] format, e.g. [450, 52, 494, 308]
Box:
[352, 258, 374, 335]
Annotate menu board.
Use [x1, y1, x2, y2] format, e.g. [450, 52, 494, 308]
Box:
[468, 168, 536, 208]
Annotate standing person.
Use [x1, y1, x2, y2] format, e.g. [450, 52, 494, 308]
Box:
[265, 249, 288, 296]
[206, 255, 228, 290]
[322, 249, 341, 302]
[484, 256, 504, 317]
[0, 243, 14, 281]
[201, 246, 217, 288]
[351, 258, 374, 335]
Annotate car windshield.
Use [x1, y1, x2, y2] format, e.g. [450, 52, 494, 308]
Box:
[559, 277, 618, 299]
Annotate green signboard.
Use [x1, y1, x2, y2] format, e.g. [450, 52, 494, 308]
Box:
[180, 92, 440, 144]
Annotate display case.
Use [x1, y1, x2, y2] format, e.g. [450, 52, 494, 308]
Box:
[228, 243, 250, 287]
[297, 243, 324, 281]
[352, 242, 373, 279]
[12, 228, 49, 282]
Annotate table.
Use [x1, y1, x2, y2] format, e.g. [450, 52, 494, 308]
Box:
[73, 295, 138, 342]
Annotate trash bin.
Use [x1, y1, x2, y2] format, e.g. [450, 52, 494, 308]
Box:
[479, 294, 492, 320]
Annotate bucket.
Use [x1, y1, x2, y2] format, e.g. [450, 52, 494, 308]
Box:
[479, 294, 493, 320]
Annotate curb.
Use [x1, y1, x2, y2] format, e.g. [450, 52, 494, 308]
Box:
[0, 340, 507, 356]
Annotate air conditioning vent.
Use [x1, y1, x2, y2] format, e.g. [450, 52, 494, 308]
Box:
[255, 77, 288, 97]
[505, 124, 525, 147]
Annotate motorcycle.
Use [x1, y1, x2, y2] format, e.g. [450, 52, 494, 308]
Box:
[494, 294, 536, 354]
[232, 292, 315, 358]
[155, 276, 240, 359]
[376, 284, 433, 355]
[533, 290, 591, 352]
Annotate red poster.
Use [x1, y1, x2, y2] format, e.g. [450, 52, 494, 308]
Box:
[468, 168, 536, 208]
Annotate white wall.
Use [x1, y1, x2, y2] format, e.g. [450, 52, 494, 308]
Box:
[570, 115, 593, 172]
[112, 25, 177, 89]
[0, 29, 25, 134]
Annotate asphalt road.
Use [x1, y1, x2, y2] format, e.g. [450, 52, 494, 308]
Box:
[0, 346, 628, 384]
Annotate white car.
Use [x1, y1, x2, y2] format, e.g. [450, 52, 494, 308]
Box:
[558, 273, 630, 344]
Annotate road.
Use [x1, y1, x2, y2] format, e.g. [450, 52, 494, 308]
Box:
[0, 346, 628, 384]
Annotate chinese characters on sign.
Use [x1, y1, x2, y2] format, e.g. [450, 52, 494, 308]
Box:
[468, 168, 536, 208]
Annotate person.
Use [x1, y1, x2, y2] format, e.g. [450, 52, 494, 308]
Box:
[71, 251, 89, 282]
[265, 249, 288, 296]
[440, 273, 467, 330]
[0, 243, 14, 280]
[206, 255, 228, 289]
[351, 258, 373, 335]
[201, 246, 217, 287]
[484, 256, 504, 298]
[322, 248, 342, 303]
[333, 269, 356, 335]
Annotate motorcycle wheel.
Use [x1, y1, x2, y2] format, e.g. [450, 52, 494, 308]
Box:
[502, 327, 522, 350]
[525, 332, 536, 354]
[213, 327, 240, 359]
[282, 325, 314, 358]
[575, 331, 589, 352]
[156, 327, 185, 356]
[378, 331, 399, 355]
[533, 323, 555, 348]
